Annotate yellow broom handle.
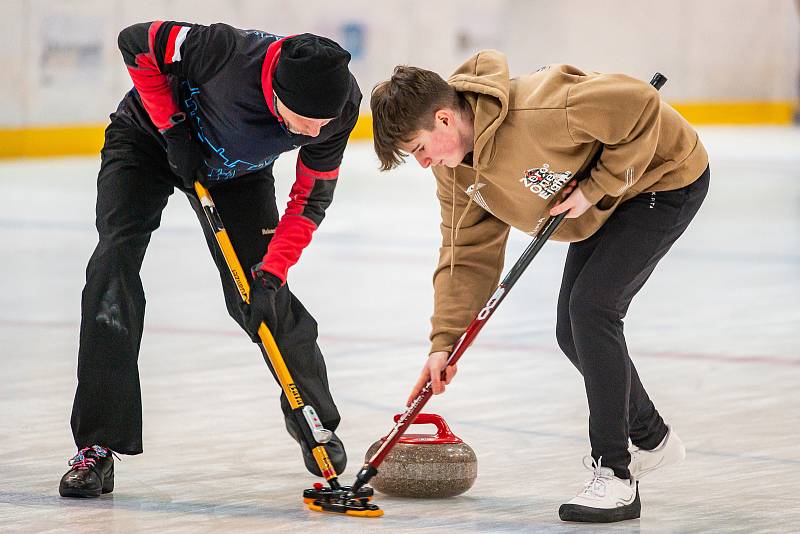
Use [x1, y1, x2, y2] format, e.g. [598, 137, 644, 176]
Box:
[194, 182, 304, 410]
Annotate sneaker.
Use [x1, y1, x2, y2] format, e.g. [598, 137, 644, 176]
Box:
[559, 457, 640, 523]
[629, 426, 686, 479]
[59, 445, 115, 498]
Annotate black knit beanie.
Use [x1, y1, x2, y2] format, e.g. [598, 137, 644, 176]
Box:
[273, 33, 352, 119]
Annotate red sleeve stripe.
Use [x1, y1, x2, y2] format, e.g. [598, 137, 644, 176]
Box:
[258, 158, 339, 281]
[283, 164, 316, 218]
[127, 21, 177, 131]
[165, 25, 190, 64]
[146, 20, 163, 70]
[127, 62, 179, 131]
[297, 158, 339, 181]
[260, 216, 317, 283]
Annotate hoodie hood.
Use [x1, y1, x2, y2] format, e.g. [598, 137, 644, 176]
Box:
[442, 51, 511, 275]
[447, 50, 510, 171]
[428, 60, 710, 356]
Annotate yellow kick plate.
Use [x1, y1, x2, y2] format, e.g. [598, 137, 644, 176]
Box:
[306, 502, 384, 518]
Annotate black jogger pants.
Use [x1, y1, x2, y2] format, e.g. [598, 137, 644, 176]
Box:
[556, 166, 710, 479]
[70, 113, 340, 455]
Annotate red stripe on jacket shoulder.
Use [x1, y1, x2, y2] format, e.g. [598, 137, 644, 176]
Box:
[146, 21, 163, 68]
[125, 20, 178, 131]
[163, 25, 182, 64]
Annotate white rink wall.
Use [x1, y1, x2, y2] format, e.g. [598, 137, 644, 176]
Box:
[0, 0, 798, 127]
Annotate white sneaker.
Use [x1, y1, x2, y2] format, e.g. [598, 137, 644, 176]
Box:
[629, 426, 686, 479]
[559, 457, 640, 523]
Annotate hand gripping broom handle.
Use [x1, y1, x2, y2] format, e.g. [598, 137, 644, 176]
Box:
[349, 211, 566, 492]
[194, 182, 343, 488]
[351, 72, 667, 493]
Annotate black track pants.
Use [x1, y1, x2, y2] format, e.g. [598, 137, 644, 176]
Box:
[555, 166, 710, 479]
[70, 114, 340, 455]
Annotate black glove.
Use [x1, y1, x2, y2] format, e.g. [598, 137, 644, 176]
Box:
[161, 112, 206, 189]
[240, 264, 283, 342]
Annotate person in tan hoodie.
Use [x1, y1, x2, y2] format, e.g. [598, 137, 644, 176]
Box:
[370, 52, 709, 523]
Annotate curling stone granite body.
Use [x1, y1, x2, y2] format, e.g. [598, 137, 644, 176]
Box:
[365, 413, 477, 498]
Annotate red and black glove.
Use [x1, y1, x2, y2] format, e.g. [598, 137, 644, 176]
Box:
[161, 112, 207, 189]
[240, 264, 283, 342]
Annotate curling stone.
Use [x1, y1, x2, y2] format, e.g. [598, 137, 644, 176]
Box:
[365, 413, 477, 498]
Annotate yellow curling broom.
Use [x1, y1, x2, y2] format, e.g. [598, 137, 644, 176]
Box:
[194, 182, 382, 518]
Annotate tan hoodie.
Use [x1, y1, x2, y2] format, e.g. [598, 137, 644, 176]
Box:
[429, 51, 709, 355]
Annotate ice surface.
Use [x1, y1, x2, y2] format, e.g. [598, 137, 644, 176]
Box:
[1, 126, 798, 533]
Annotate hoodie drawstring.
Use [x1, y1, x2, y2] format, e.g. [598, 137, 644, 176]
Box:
[449, 170, 482, 275]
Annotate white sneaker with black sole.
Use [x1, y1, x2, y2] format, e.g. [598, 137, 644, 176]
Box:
[629, 425, 686, 479]
[559, 457, 640, 523]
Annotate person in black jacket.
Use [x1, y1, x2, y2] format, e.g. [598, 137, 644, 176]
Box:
[59, 21, 362, 498]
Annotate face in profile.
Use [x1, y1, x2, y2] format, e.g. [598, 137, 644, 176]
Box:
[275, 96, 333, 137]
[400, 109, 467, 169]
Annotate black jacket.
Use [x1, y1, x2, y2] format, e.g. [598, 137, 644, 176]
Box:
[116, 21, 362, 282]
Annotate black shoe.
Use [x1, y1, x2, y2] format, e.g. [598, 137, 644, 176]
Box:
[59, 445, 115, 498]
[299, 433, 347, 478]
[285, 413, 347, 477]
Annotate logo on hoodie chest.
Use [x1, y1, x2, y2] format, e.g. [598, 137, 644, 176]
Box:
[520, 164, 572, 199]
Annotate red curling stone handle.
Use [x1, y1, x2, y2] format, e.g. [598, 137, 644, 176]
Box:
[392, 413, 462, 444]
